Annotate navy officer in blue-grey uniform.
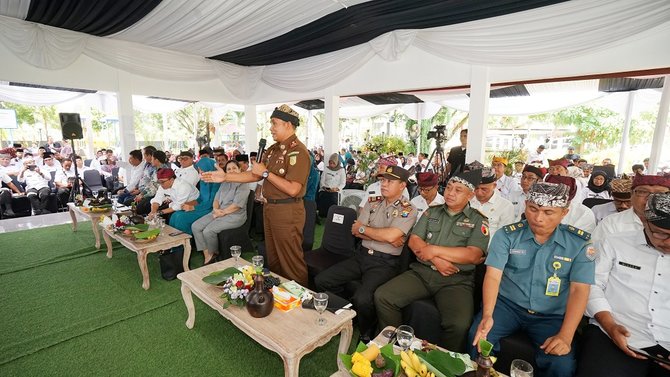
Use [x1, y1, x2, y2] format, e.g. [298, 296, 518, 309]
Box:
[375, 169, 489, 352]
[469, 181, 596, 377]
[315, 165, 417, 343]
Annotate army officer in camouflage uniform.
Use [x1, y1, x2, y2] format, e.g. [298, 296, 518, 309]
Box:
[375, 169, 489, 352]
[469, 182, 595, 377]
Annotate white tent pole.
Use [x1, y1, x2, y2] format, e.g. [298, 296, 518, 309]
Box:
[306, 109, 312, 149]
[465, 66, 491, 163]
[244, 104, 258, 152]
[649, 75, 670, 175]
[617, 91, 635, 176]
[324, 94, 340, 158]
[116, 72, 136, 155]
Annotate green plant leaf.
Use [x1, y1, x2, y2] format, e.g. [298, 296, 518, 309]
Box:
[133, 229, 160, 239]
[125, 224, 149, 232]
[479, 339, 493, 357]
[202, 267, 241, 285]
[415, 350, 466, 377]
[380, 343, 401, 376]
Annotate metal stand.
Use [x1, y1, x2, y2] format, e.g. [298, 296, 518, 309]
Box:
[67, 139, 91, 202]
[427, 142, 448, 187]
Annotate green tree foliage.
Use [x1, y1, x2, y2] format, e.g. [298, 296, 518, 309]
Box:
[0, 102, 35, 125]
[530, 106, 621, 150]
[90, 107, 109, 132]
[174, 104, 212, 148]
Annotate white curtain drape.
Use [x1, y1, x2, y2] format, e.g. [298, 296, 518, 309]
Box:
[0, 0, 668, 100]
[0, 83, 88, 105]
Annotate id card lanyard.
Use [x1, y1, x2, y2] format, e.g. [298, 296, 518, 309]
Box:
[545, 261, 562, 297]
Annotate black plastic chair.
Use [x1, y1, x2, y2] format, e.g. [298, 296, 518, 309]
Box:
[303, 205, 357, 288]
[216, 191, 255, 260]
[82, 169, 106, 194]
[302, 200, 317, 251]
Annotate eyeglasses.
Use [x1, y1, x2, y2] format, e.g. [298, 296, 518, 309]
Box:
[634, 189, 670, 198]
[158, 179, 171, 184]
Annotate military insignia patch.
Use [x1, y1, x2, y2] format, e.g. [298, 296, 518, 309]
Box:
[279, 168, 285, 175]
[289, 155, 297, 166]
[481, 224, 489, 236]
[586, 245, 598, 261]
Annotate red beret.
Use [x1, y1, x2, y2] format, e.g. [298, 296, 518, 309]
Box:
[416, 172, 438, 187]
[548, 159, 570, 169]
[632, 174, 670, 189]
[545, 175, 577, 200]
[156, 168, 176, 180]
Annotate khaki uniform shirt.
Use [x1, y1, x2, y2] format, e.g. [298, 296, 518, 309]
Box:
[411, 204, 490, 272]
[262, 134, 310, 200]
[358, 196, 417, 256]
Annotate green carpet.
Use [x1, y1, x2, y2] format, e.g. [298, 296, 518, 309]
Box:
[0, 220, 355, 377]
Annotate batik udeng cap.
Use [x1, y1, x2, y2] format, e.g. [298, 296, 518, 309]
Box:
[270, 104, 300, 127]
[449, 169, 482, 191]
[633, 174, 670, 189]
[479, 167, 497, 184]
[528, 182, 570, 208]
[611, 178, 633, 200]
[545, 175, 577, 201]
[416, 172, 438, 187]
[645, 192, 670, 229]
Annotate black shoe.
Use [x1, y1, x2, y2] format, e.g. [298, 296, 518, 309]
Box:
[2, 210, 15, 217]
[33, 209, 42, 215]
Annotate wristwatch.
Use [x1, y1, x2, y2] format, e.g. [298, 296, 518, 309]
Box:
[261, 170, 269, 179]
[358, 226, 366, 234]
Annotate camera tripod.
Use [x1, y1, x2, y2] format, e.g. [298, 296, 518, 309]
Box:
[426, 142, 448, 187]
[67, 139, 91, 203]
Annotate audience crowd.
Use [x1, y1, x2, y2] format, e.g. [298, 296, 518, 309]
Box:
[2, 127, 669, 377]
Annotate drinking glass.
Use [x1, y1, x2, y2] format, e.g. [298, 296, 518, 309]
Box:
[510, 359, 534, 377]
[252, 255, 264, 273]
[396, 325, 414, 351]
[230, 245, 242, 267]
[314, 292, 328, 326]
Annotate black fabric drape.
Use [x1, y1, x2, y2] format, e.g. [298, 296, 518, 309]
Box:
[212, 0, 568, 66]
[25, 0, 163, 36]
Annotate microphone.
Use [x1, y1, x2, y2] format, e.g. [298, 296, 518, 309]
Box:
[257, 138, 267, 162]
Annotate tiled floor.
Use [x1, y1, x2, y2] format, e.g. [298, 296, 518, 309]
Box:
[0, 211, 81, 233]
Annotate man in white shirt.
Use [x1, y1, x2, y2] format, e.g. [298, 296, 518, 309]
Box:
[174, 151, 199, 187]
[592, 175, 670, 241]
[149, 168, 199, 221]
[527, 145, 548, 166]
[54, 159, 75, 205]
[1, 171, 22, 217]
[508, 165, 544, 221]
[591, 178, 632, 224]
[116, 150, 144, 205]
[0, 153, 19, 176]
[9, 148, 24, 172]
[491, 156, 519, 201]
[577, 192, 670, 377]
[41, 152, 61, 175]
[410, 172, 445, 223]
[470, 169, 515, 240]
[18, 159, 52, 214]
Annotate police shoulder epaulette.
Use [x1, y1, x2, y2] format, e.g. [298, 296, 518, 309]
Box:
[564, 224, 591, 241]
[503, 221, 526, 234]
[401, 200, 411, 208]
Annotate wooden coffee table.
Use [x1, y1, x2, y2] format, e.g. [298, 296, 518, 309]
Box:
[101, 224, 192, 290]
[178, 259, 356, 377]
[68, 202, 112, 249]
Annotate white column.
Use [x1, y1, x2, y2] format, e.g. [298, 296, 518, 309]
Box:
[649, 75, 670, 175]
[116, 72, 136, 155]
[306, 109, 313, 148]
[244, 105, 258, 152]
[324, 95, 340, 157]
[465, 66, 491, 163]
[617, 91, 635, 176]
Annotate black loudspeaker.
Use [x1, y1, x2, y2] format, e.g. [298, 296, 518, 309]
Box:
[59, 113, 83, 140]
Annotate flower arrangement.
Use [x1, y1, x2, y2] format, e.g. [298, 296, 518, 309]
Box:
[113, 215, 132, 231]
[220, 272, 253, 308]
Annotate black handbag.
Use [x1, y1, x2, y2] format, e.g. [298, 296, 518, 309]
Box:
[158, 247, 185, 281]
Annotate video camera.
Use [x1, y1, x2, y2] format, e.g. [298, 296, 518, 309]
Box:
[427, 125, 447, 143]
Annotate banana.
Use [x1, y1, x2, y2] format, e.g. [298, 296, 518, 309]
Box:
[419, 363, 428, 377]
[400, 350, 413, 367]
[403, 366, 419, 377]
[410, 352, 423, 372]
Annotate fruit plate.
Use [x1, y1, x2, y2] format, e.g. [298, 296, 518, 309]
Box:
[339, 342, 399, 377]
[133, 236, 159, 244]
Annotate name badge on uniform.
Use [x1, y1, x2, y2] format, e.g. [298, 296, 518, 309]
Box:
[510, 249, 526, 255]
[456, 221, 475, 229]
[545, 261, 562, 297]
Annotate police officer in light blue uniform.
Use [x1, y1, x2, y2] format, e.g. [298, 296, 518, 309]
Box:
[469, 182, 596, 377]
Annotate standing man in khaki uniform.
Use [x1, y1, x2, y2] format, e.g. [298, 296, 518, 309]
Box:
[203, 105, 310, 285]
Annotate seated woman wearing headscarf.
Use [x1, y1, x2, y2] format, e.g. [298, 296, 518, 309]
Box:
[192, 160, 249, 265]
[169, 157, 219, 235]
[583, 170, 612, 200]
[317, 153, 346, 217]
